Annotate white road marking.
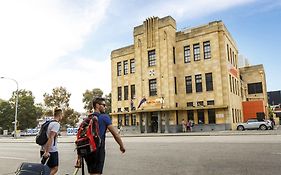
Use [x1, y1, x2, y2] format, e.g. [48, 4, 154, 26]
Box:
[0, 156, 26, 160]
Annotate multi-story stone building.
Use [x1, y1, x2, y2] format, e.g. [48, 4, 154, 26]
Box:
[110, 16, 267, 133]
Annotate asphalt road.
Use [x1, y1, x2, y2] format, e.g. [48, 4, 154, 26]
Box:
[1, 135, 281, 175]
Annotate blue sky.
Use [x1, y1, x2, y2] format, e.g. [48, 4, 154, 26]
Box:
[0, 0, 280, 112]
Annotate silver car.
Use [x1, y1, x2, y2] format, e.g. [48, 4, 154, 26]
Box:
[237, 119, 271, 131]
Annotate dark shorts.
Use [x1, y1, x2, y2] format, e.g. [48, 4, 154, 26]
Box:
[84, 145, 105, 174]
[40, 151, 59, 168]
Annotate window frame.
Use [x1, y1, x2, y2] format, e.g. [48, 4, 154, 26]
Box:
[130, 59, 135, 73]
[117, 62, 122, 76]
[193, 43, 200, 61]
[184, 45, 191, 63]
[203, 41, 211, 59]
[205, 73, 213, 91]
[149, 79, 157, 96]
[123, 60, 128, 75]
[195, 74, 202, 92]
[148, 50, 156, 67]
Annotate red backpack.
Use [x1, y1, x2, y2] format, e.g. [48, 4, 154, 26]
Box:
[75, 113, 101, 157]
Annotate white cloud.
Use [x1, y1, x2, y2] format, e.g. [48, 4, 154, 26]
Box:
[0, 0, 260, 112]
[0, 0, 111, 111]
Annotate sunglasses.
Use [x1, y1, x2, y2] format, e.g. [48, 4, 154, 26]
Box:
[99, 103, 106, 107]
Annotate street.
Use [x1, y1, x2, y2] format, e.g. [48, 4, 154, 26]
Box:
[1, 135, 281, 175]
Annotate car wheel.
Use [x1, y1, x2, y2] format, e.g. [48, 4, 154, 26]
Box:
[237, 125, 244, 131]
[259, 124, 267, 130]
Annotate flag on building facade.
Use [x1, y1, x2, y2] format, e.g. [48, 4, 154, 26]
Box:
[137, 97, 147, 109]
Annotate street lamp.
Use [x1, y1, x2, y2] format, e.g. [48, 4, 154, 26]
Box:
[0, 77, 19, 139]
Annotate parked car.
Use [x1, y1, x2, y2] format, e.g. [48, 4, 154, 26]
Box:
[237, 119, 272, 131]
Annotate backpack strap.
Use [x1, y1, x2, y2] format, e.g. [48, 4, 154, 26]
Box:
[47, 120, 58, 146]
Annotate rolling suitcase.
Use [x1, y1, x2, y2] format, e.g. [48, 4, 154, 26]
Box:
[15, 157, 50, 175]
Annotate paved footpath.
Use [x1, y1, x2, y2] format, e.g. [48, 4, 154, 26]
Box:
[1, 128, 281, 143]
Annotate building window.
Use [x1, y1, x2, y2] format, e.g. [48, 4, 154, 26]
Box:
[131, 114, 136, 126]
[229, 75, 232, 93]
[187, 102, 193, 107]
[187, 111, 194, 121]
[197, 101, 204, 107]
[117, 62, 121, 76]
[118, 87, 122, 101]
[131, 85, 135, 99]
[148, 50, 156, 66]
[207, 100, 215, 105]
[124, 86, 128, 100]
[227, 44, 229, 61]
[117, 108, 122, 112]
[130, 59, 135, 73]
[125, 112, 130, 126]
[208, 109, 216, 124]
[193, 43, 200, 61]
[203, 41, 211, 59]
[185, 76, 192, 93]
[184, 45, 191, 63]
[205, 73, 213, 91]
[248, 82, 263, 94]
[195, 74, 202, 92]
[149, 79, 157, 96]
[173, 47, 176, 64]
[118, 114, 122, 127]
[123, 60, 128, 75]
[174, 77, 177, 94]
[198, 110, 204, 124]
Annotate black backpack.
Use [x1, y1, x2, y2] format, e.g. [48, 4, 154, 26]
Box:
[36, 120, 56, 146]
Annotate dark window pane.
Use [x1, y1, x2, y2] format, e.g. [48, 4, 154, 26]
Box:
[208, 109, 216, 124]
[148, 50, 156, 66]
[184, 46, 191, 63]
[193, 43, 200, 61]
[149, 79, 157, 96]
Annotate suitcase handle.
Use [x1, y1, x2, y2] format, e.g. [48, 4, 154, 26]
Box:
[41, 156, 49, 165]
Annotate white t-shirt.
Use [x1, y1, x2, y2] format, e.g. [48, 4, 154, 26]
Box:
[41, 121, 60, 152]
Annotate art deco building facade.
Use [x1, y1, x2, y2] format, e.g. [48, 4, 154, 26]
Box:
[110, 16, 267, 133]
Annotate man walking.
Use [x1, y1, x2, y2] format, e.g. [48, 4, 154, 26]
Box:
[78, 97, 125, 175]
[40, 107, 63, 175]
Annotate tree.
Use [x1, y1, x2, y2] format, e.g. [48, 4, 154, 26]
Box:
[9, 90, 43, 130]
[43, 87, 79, 128]
[105, 93, 112, 114]
[82, 88, 103, 112]
[43, 86, 71, 110]
[61, 108, 80, 129]
[16, 90, 42, 130]
[0, 100, 14, 132]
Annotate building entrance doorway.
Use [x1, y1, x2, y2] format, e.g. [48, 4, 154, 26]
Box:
[151, 112, 158, 133]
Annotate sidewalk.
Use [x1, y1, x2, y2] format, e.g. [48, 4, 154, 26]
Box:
[1, 128, 281, 143]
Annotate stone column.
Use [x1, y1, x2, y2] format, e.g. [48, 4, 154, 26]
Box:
[158, 111, 161, 133]
[165, 112, 169, 133]
[138, 113, 142, 133]
[144, 113, 148, 133]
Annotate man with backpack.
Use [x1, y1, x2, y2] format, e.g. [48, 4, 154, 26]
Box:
[39, 107, 63, 175]
[75, 97, 125, 175]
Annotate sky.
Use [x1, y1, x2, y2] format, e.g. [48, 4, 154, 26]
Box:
[0, 0, 280, 112]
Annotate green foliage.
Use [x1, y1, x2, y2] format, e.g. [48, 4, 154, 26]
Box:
[43, 86, 79, 129]
[105, 93, 112, 114]
[61, 108, 80, 128]
[43, 86, 71, 110]
[11, 90, 43, 130]
[0, 90, 43, 131]
[82, 88, 103, 112]
[0, 100, 14, 131]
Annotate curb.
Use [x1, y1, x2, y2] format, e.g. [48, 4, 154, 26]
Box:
[1, 130, 280, 143]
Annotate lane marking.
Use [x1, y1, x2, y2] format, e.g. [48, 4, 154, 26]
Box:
[0, 156, 26, 160]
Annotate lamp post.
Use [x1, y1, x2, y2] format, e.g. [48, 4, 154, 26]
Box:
[0, 77, 19, 139]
